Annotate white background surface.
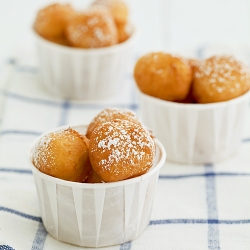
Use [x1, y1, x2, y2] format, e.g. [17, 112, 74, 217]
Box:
[1, 0, 250, 61]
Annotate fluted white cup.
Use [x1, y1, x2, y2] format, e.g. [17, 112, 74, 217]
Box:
[29, 124, 166, 247]
[34, 27, 137, 100]
[138, 90, 250, 164]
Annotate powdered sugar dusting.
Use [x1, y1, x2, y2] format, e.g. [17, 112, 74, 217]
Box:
[195, 55, 250, 95]
[98, 137, 120, 149]
[86, 108, 140, 138]
[67, 9, 117, 48]
[33, 133, 54, 170]
[91, 119, 155, 179]
[94, 108, 138, 124]
[33, 128, 79, 171]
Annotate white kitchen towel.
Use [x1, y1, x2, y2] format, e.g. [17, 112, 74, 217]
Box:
[0, 47, 250, 250]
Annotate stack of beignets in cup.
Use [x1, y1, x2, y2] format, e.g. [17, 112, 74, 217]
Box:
[134, 52, 250, 104]
[33, 0, 137, 100]
[33, 0, 132, 48]
[134, 52, 250, 164]
[29, 110, 166, 247]
[33, 108, 155, 183]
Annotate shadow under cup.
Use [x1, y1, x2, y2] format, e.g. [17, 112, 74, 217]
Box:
[28, 124, 166, 247]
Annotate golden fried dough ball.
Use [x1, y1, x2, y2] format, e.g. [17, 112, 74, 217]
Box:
[33, 128, 91, 182]
[34, 3, 76, 40]
[89, 119, 155, 182]
[85, 169, 103, 183]
[92, 0, 129, 25]
[65, 9, 118, 48]
[134, 52, 193, 101]
[192, 55, 250, 103]
[117, 23, 132, 43]
[86, 108, 140, 139]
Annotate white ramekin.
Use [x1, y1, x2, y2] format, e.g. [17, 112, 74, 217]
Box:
[138, 90, 250, 164]
[28, 124, 166, 247]
[34, 27, 137, 100]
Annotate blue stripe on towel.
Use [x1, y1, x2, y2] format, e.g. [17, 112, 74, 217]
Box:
[0, 89, 139, 111]
[0, 245, 15, 250]
[59, 101, 70, 126]
[6, 58, 17, 65]
[31, 222, 47, 250]
[196, 45, 206, 59]
[3, 91, 61, 107]
[70, 102, 138, 111]
[5, 59, 37, 74]
[120, 241, 132, 250]
[205, 164, 220, 250]
[243, 137, 250, 142]
[159, 172, 250, 179]
[0, 168, 32, 174]
[0, 130, 42, 136]
[1, 205, 250, 226]
[149, 219, 250, 225]
[17, 66, 38, 74]
[0, 206, 41, 222]
[1, 166, 250, 179]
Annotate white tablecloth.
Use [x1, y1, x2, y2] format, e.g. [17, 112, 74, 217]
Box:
[0, 48, 250, 250]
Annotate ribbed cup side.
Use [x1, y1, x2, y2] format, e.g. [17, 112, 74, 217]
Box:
[36, 39, 134, 100]
[33, 168, 159, 247]
[139, 93, 250, 164]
